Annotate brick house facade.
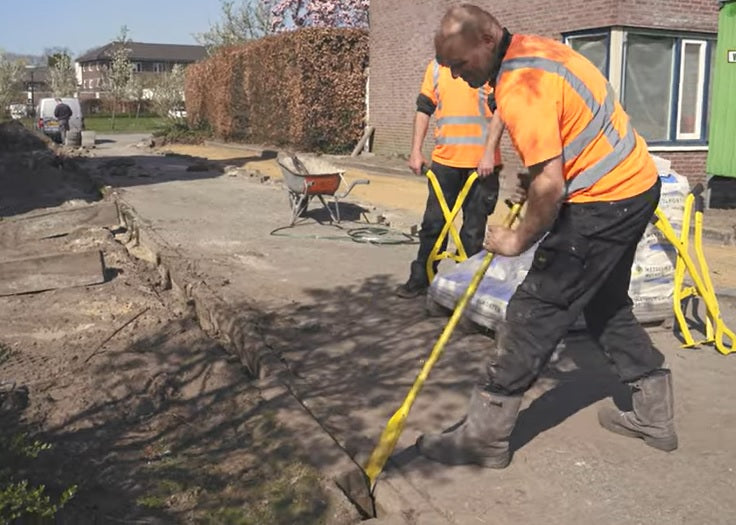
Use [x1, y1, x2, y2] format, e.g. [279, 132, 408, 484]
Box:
[368, 0, 720, 186]
[75, 42, 206, 99]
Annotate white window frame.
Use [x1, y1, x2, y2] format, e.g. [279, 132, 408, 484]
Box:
[153, 62, 165, 73]
[618, 29, 714, 145]
[563, 28, 715, 148]
[676, 39, 708, 141]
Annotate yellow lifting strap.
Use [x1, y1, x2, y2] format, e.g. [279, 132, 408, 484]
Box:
[363, 200, 524, 490]
[424, 167, 480, 283]
[653, 184, 735, 355]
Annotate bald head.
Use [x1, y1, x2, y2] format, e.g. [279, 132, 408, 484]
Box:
[435, 4, 503, 62]
[433, 4, 504, 88]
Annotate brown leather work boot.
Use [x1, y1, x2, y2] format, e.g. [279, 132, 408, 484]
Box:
[598, 369, 678, 452]
[416, 388, 522, 468]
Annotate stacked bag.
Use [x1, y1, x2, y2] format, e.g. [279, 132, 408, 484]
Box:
[427, 155, 690, 331]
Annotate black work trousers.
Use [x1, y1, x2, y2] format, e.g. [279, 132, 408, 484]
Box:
[409, 160, 500, 282]
[484, 178, 665, 395]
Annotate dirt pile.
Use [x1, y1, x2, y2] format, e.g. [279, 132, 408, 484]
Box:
[0, 120, 52, 154]
[0, 122, 99, 218]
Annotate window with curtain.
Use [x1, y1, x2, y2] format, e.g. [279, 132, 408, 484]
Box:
[567, 33, 609, 77]
[623, 34, 676, 142]
[622, 32, 715, 143]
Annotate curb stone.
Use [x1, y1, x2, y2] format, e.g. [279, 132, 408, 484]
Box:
[111, 191, 449, 523]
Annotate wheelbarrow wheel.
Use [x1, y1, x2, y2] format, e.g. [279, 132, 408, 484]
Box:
[288, 190, 309, 219]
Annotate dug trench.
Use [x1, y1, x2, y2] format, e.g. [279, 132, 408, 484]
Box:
[0, 123, 363, 524]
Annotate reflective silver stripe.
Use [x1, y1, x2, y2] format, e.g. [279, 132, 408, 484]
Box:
[563, 83, 617, 161]
[433, 60, 441, 112]
[434, 60, 487, 144]
[436, 116, 489, 126]
[478, 88, 488, 144]
[436, 136, 486, 145]
[499, 56, 635, 196]
[565, 123, 637, 195]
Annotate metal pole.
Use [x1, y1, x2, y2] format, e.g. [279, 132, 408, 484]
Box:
[30, 69, 35, 113]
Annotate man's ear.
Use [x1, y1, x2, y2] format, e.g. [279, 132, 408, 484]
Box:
[481, 32, 495, 46]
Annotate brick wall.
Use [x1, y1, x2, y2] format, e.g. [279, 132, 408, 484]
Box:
[369, 0, 718, 188]
[657, 151, 708, 186]
[616, 0, 719, 33]
[368, 0, 618, 162]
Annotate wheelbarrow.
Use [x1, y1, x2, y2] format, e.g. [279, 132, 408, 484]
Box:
[277, 153, 370, 225]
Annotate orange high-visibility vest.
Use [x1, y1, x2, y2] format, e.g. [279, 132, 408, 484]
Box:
[495, 35, 657, 203]
[420, 60, 502, 169]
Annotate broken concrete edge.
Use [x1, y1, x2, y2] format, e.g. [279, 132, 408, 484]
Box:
[112, 192, 441, 521]
[201, 138, 416, 180]
[700, 226, 735, 246]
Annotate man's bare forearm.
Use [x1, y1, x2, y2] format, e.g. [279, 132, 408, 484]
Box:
[484, 111, 504, 158]
[411, 112, 431, 154]
[515, 156, 565, 249]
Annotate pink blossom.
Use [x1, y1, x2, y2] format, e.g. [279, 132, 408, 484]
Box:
[263, 0, 369, 32]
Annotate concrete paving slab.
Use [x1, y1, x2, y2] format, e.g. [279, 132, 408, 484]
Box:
[0, 201, 120, 246]
[89, 135, 736, 523]
[0, 250, 105, 296]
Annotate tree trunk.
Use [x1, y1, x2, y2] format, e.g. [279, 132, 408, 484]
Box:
[136, 100, 141, 120]
[111, 100, 116, 131]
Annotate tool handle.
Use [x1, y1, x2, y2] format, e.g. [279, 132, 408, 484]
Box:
[692, 183, 705, 213]
[363, 200, 525, 488]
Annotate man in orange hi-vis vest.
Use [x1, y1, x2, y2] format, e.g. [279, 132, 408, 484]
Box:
[395, 58, 503, 298]
[416, 4, 676, 469]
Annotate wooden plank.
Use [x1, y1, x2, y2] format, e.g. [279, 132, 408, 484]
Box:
[351, 126, 375, 157]
[0, 202, 120, 244]
[0, 250, 105, 296]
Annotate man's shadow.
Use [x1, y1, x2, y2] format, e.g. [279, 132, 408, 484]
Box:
[509, 340, 631, 452]
[388, 335, 632, 469]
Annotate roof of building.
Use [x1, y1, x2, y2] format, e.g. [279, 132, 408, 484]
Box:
[76, 42, 207, 63]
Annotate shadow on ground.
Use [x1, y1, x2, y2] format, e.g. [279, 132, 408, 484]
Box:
[1, 311, 334, 524]
[220, 271, 633, 487]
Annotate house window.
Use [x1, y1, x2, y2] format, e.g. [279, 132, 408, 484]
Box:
[132, 62, 143, 73]
[622, 33, 675, 142]
[153, 62, 165, 73]
[564, 29, 715, 146]
[623, 31, 714, 144]
[565, 32, 609, 77]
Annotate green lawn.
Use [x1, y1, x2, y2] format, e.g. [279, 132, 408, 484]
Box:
[83, 115, 166, 133]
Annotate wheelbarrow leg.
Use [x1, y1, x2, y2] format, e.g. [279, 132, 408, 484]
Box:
[289, 191, 309, 226]
[333, 195, 341, 223]
[318, 194, 340, 223]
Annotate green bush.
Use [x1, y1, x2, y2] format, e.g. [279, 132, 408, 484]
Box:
[152, 120, 212, 145]
[0, 433, 77, 522]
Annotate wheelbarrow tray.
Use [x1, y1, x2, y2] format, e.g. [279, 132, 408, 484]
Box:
[278, 155, 343, 195]
[277, 153, 370, 226]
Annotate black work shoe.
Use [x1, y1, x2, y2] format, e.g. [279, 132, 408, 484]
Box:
[395, 279, 428, 299]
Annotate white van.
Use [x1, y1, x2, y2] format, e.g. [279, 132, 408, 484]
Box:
[36, 97, 84, 142]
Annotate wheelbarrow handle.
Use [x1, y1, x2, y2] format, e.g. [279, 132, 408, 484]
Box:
[336, 177, 370, 199]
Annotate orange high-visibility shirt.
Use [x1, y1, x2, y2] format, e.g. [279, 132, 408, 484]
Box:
[495, 34, 657, 203]
[420, 60, 502, 169]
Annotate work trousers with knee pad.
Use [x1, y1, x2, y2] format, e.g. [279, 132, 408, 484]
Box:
[484, 178, 665, 395]
[411, 161, 500, 281]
